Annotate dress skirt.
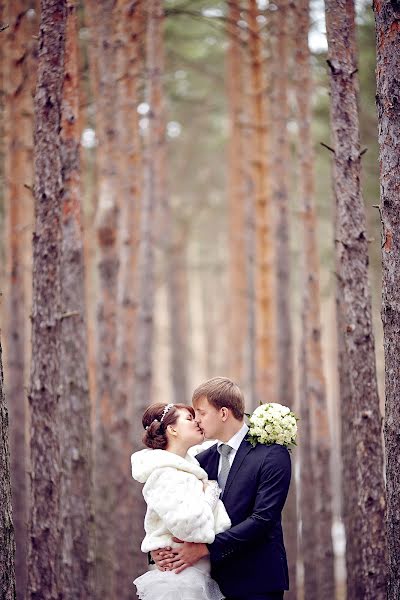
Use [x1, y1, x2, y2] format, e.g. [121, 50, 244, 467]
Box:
[133, 557, 224, 600]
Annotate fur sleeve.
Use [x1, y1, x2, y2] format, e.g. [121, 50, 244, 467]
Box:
[143, 467, 217, 543]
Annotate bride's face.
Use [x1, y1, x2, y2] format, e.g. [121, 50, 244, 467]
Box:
[170, 408, 204, 446]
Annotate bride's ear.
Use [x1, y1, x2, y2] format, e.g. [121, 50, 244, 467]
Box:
[166, 424, 177, 437]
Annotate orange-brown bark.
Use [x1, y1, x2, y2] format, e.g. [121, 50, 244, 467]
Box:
[272, 2, 297, 596]
[85, 0, 119, 595]
[135, 0, 164, 412]
[226, 0, 246, 384]
[3, 3, 37, 595]
[114, 0, 145, 592]
[295, 1, 335, 597]
[59, 1, 94, 596]
[248, 0, 277, 403]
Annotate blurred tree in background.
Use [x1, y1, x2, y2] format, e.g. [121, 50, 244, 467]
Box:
[0, 1, 394, 599]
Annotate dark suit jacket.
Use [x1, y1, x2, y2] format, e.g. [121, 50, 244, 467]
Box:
[196, 439, 291, 597]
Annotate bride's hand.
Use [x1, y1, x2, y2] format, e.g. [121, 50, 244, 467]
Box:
[151, 547, 178, 571]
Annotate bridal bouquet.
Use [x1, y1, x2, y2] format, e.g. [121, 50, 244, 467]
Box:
[247, 403, 298, 449]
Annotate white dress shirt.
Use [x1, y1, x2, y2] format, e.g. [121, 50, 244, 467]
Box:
[217, 422, 249, 475]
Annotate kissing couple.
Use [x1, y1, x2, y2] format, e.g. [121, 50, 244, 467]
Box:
[131, 376, 292, 600]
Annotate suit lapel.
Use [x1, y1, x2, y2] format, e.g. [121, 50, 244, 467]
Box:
[206, 445, 219, 481]
[222, 438, 254, 500]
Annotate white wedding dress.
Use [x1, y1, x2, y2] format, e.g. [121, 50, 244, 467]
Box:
[130, 448, 231, 600]
[133, 557, 223, 600]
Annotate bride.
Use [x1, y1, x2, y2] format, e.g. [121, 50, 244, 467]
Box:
[131, 402, 231, 600]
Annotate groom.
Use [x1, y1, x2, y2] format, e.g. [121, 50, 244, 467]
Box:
[154, 377, 291, 600]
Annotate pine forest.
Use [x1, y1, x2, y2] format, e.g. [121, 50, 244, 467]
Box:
[0, 1, 399, 599]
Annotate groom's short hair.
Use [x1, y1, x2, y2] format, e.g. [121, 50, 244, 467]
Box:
[192, 377, 244, 421]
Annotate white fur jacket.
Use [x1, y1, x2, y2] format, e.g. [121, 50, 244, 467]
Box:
[131, 448, 231, 553]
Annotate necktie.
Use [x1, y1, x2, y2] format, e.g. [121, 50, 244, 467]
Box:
[218, 444, 233, 493]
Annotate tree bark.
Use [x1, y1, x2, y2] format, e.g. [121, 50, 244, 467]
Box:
[295, 1, 335, 597]
[226, 0, 246, 385]
[167, 224, 190, 403]
[326, 2, 387, 598]
[274, 0, 293, 414]
[0, 335, 16, 600]
[3, 4, 37, 596]
[372, 2, 400, 599]
[297, 338, 317, 600]
[135, 0, 164, 412]
[27, 1, 66, 598]
[248, 0, 277, 404]
[272, 3, 298, 594]
[85, 0, 119, 595]
[335, 288, 361, 599]
[59, 1, 94, 596]
[114, 0, 146, 592]
[235, 4, 257, 407]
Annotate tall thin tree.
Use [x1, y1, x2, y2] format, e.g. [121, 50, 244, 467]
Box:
[167, 220, 190, 403]
[85, 0, 119, 594]
[226, 0, 246, 386]
[295, 0, 335, 597]
[248, 0, 277, 404]
[27, 1, 67, 598]
[272, 1, 298, 596]
[114, 0, 145, 592]
[0, 334, 16, 600]
[59, 0, 94, 596]
[135, 0, 164, 412]
[373, 2, 400, 599]
[240, 7, 257, 406]
[327, 2, 387, 598]
[3, 3, 37, 595]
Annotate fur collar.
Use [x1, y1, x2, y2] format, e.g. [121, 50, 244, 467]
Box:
[131, 448, 208, 483]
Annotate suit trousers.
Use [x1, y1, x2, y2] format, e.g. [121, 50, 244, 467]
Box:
[225, 593, 284, 600]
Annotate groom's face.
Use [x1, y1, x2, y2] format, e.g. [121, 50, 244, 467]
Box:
[193, 397, 222, 440]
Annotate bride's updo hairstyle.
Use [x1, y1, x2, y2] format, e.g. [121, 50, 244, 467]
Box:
[142, 402, 195, 450]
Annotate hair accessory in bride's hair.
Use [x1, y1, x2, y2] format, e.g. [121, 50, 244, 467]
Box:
[160, 403, 174, 423]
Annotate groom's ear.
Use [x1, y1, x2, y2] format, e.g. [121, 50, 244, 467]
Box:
[220, 407, 229, 421]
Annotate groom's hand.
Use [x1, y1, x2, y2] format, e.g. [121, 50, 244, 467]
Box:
[164, 538, 209, 574]
[150, 547, 177, 571]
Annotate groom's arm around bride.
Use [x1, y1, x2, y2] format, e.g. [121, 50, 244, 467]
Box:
[156, 377, 292, 600]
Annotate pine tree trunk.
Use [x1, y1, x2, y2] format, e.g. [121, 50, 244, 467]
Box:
[167, 225, 190, 403]
[297, 337, 318, 600]
[85, 0, 119, 595]
[248, 0, 276, 403]
[295, 1, 335, 597]
[374, 3, 400, 598]
[335, 290, 362, 599]
[0, 0, 4, 232]
[240, 10, 257, 407]
[227, 0, 246, 385]
[114, 0, 146, 592]
[272, 3, 297, 594]
[274, 0, 293, 414]
[0, 336, 16, 600]
[59, 1, 94, 596]
[3, 4, 37, 595]
[81, 1, 98, 425]
[325, 2, 387, 598]
[27, 1, 66, 598]
[135, 0, 164, 412]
